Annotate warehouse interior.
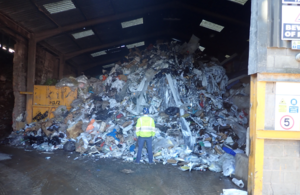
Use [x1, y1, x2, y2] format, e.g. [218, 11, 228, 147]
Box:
[0, 0, 251, 194]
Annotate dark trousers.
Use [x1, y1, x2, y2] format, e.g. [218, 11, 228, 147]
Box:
[136, 137, 153, 163]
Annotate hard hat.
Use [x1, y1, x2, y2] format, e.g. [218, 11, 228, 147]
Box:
[143, 107, 149, 114]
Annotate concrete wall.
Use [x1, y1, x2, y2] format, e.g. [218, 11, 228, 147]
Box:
[12, 41, 27, 131]
[266, 48, 300, 74]
[35, 45, 59, 85]
[64, 63, 77, 77]
[263, 140, 300, 194]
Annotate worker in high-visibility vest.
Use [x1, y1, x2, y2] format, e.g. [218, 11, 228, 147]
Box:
[135, 107, 155, 164]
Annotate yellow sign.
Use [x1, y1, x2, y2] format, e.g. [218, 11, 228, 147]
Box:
[280, 99, 286, 105]
[279, 99, 287, 112]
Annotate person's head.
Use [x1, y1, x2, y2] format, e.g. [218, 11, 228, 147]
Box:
[143, 107, 149, 115]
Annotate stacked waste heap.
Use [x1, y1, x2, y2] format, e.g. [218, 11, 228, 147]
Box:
[7, 39, 250, 175]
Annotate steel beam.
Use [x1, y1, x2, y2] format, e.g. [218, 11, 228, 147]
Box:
[26, 39, 36, 124]
[65, 30, 169, 59]
[180, 3, 249, 27]
[35, 1, 248, 42]
[38, 41, 62, 56]
[35, 2, 174, 41]
[0, 13, 31, 40]
[30, 0, 61, 28]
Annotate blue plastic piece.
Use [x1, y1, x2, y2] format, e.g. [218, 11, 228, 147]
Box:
[226, 80, 240, 90]
[129, 144, 135, 152]
[107, 129, 120, 142]
[222, 146, 236, 156]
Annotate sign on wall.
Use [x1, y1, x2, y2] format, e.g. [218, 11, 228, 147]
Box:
[275, 82, 300, 131]
[291, 40, 300, 50]
[282, 0, 300, 4]
[282, 6, 300, 40]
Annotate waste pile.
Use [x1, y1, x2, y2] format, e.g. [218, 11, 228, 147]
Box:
[6, 38, 250, 176]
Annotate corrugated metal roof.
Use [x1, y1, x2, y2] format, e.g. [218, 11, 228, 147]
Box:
[112, 0, 144, 13]
[0, 0, 57, 32]
[43, 0, 76, 14]
[75, 0, 114, 20]
[0, 0, 251, 73]
[75, 35, 102, 49]
[267, 0, 289, 48]
[45, 34, 80, 53]
[50, 9, 86, 26]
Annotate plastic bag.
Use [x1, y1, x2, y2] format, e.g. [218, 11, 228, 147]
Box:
[55, 77, 78, 91]
[76, 75, 88, 84]
[164, 107, 179, 116]
[152, 138, 174, 153]
[144, 68, 157, 81]
[53, 105, 68, 117]
[208, 162, 222, 172]
[71, 99, 83, 108]
[221, 189, 247, 195]
[222, 158, 235, 176]
[228, 122, 247, 147]
[63, 141, 76, 152]
[111, 78, 125, 92]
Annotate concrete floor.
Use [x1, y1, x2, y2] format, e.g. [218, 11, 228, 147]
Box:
[0, 146, 242, 195]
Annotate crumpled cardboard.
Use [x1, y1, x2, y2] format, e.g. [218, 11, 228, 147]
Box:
[41, 120, 53, 137]
[64, 113, 73, 124]
[25, 123, 41, 133]
[67, 121, 83, 139]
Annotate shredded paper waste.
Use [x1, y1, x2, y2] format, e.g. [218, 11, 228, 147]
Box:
[5, 40, 250, 178]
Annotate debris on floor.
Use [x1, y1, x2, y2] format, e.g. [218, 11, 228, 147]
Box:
[4, 40, 250, 179]
[220, 188, 248, 195]
[232, 178, 245, 188]
[121, 169, 134, 174]
[0, 152, 11, 161]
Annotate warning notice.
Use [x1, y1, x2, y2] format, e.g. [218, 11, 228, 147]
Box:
[278, 99, 287, 112]
[282, 0, 300, 4]
[282, 6, 300, 40]
[275, 83, 300, 131]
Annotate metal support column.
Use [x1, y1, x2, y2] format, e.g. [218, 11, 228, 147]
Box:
[26, 38, 36, 124]
[59, 55, 64, 79]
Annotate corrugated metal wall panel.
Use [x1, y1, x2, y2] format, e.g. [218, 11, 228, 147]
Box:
[268, 0, 289, 48]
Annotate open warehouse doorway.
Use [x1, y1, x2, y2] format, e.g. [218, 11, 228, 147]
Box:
[0, 32, 15, 138]
[1, 0, 283, 194]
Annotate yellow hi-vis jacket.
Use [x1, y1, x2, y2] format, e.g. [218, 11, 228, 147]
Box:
[136, 115, 155, 137]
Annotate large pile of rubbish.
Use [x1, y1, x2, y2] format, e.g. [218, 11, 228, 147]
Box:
[7, 38, 250, 176]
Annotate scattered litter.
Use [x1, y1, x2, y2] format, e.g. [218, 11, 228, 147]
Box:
[221, 189, 247, 195]
[5, 40, 249, 178]
[45, 157, 51, 160]
[232, 178, 245, 188]
[42, 152, 54, 154]
[121, 169, 134, 174]
[0, 153, 11, 161]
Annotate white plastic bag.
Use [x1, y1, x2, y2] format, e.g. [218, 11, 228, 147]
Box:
[221, 189, 247, 195]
